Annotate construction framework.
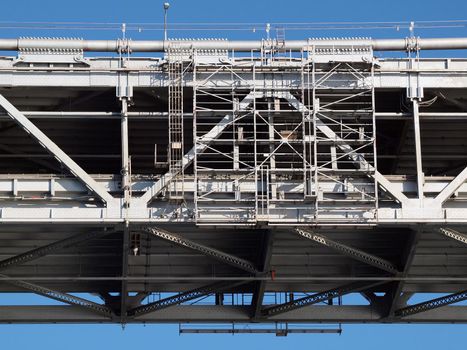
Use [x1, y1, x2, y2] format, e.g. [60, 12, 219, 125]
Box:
[0, 34, 467, 327]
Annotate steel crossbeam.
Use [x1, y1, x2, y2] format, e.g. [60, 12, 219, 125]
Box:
[0, 94, 114, 204]
[295, 228, 399, 274]
[432, 167, 467, 207]
[0, 229, 115, 317]
[129, 281, 243, 317]
[1, 275, 113, 317]
[0, 229, 114, 271]
[262, 281, 384, 317]
[5, 304, 467, 323]
[143, 227, 259, 274]
[139, 91, 261, 203]
[285, 93, 410, 207]
[439, 227, 467, 245]
[395, 290, 467, 317]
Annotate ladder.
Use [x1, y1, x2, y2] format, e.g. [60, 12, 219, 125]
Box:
[256, 165, 270, 221]
[276, 27, 287, 56]
[167, 46, 185, 199]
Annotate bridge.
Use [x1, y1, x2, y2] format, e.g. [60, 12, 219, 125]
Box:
[0, 35, 467, 326]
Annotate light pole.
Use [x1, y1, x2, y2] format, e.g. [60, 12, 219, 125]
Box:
[163, 2, 170, 42]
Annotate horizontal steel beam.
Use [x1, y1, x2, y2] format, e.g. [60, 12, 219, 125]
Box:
[2, 176, 465, 196]
[1, 205, 467, 224]
[1, 37, 467, 52]
[4, 304, 467, 324]
[179, 327, 342, 335]
[2, 111, 467, 121]
[1, 58, 467, 90]
[1, 276, 467, 283]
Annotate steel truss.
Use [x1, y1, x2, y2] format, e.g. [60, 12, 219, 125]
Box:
[0, 36, 467, 326]
[295, 228, 399, 274]
[0, 94, 114, 204]
[262, 281, 384, 317]
[2, 277, 113, 317]
[395, 290, 467, 317]
[0, 229, 115, 318]
[439, 227, 467, 245]
[383, 228, 467, 317]
[0, 229, 114, 271]
[143, 226, 259, 274]
[129, 281, 243, 317]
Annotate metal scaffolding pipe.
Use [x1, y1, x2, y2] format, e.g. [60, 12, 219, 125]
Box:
[1, 37, 467, 52]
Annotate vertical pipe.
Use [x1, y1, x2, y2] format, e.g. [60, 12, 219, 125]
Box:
[164, 12, 168, 41]
[163, 3, 170, 42]
[120, 220, 130, 324]
[412, 99, 424, 205]
[268, 99, 277, 200]
[371, 63, 379, 219]
[253, 65, 258, 219]
[300, 51, 309, 200]
[312, 59, 319, 217]
[121, 97, 130, 208]
[193, 53, 198, 221]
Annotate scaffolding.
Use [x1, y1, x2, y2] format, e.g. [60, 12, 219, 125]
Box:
[302, 45, 377, 222]
[192, 44, 377, 224]
[193, 61, 258, 223]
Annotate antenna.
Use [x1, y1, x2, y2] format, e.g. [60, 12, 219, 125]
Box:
[121, 23, 126, 39]
[163, 2, 170, 41]
[409, 21, 415, 38]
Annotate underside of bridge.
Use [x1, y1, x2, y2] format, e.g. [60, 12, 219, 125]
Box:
[0, 37, 466, 327]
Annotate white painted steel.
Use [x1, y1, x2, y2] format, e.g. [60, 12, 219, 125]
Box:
[1, 37, 467, 52]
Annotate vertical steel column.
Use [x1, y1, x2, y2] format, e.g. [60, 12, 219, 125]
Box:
[312, 58, 319, 216]
[300, 52, 307, 197]
[232, 62, 239, 172]
[268, 99, 277, 200]
[412, 99, 424, 205]
[192, 52, 198, 219]
[120, 221, 130, 323]
[121, 97, 130, 208]
[301, 51, 313, 200]
[371, 63, 379, 219]
[118, 59, 131, 321]
[253, 65, 259, 220]
[119, 78, 131, 322]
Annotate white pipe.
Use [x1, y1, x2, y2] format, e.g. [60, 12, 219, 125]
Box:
[0, 37, 466, 53]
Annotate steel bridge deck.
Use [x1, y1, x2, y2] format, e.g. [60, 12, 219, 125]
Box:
[0, 39, 466, 324]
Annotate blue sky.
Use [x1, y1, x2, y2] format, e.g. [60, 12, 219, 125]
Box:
[1, 0, 467, 349]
